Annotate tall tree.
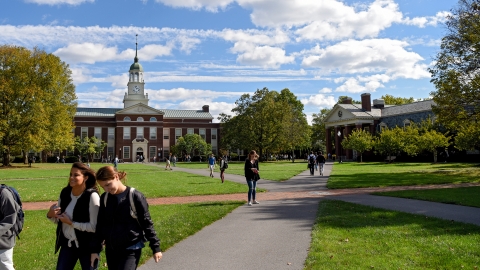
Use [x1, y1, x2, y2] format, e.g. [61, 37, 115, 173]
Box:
[374, 127, 405, 162]
[175, 134, 211, 158]
[0, 45, 76, 166]
[380, 94, 415, 105]
[341, 129, 373, 162]
[418, 130, 451, 163]
[74, 136, 107, 162]
[311, 108, 331, 152]
[429, 0, 480, 150]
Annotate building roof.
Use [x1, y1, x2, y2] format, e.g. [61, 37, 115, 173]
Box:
[337, 103, 382, 118]
[381, 99, 435, 117]
[75, 107, 213, 119]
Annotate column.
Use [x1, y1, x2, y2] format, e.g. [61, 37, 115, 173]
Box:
[326, 127, 332, 157]
[344, 125, 352, 160]
[334, 126, 340, 158]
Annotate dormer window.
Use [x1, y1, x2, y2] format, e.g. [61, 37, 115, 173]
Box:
[124, 116, 131, 121]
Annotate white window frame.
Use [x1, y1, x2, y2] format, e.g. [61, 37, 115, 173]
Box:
[150, 127, 157, 139]
[81, 127, 88, 139]
[199, 128, 206, 140]
[175, 128, 182, 141]
[137, 127, 144, 139]
[187, 128, 194, 134]
[211, 128, 217, 140]
[163, 128, 169, 140]
[124, 127, 131, 140]
[94, 127, 101, 140]
[123, 146, 130, 160]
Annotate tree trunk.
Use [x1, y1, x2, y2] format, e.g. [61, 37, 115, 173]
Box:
[22, 150, 28, 164]
[360, 153, 363, 163]
[2, 148, 10, 166]
[433, 149, 438, 163]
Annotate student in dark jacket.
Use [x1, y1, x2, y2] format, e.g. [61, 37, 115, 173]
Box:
[0, 186, 18, 270]
[244, 150, 260, 206]
[47, 162, 100, 270]
[91, 166, 162, 269]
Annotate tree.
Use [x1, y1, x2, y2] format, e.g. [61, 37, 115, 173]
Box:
[381, 94, 415, 105]
[374, 127, 405, 162]
[418, 130, 451, 163]
[454, 122, 480, 151]
[337, 96, 361, 104]
[175, 134, 211, 159]
[74, 136, 107, 162]
[311, 108, 330, 153]
[0, 45, 76, 166]
[341, 129, 373, 162]
[429, 0, 480, 151]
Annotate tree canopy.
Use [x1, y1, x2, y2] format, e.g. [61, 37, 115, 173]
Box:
[341, 129, 373, 162]
[429, 0, 480, 150]
[0, 45, 77, 166]
[219, 87, 310, 159]
[380, 94, 415, 105]
[174, 133, 211, 158]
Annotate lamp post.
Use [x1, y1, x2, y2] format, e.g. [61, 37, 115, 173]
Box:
[119, 148, 122, 160]
[337, 131, 343, 163]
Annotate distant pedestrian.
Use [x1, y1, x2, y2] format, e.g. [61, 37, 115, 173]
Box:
[219, 155, 228, 183]
[28, 156, 33, 167]
[308, 151, 316, 176]
[317, 152, 326, 176]
[208, 154, 216, 178]
[244, 150, 260, 206]
[165, 153, 172, 170]
[114, 156, 119, 169]
[172, 155, 176, 167]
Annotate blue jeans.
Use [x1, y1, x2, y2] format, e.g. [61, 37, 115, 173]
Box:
[56, 245, 91, 270]
[246, 180, 257, 202]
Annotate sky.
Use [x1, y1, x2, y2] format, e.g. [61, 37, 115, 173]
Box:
[0, 0, 456, 123]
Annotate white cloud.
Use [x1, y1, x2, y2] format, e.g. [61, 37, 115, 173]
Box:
[25, 0, 94, 5]
[335, 78, 369, 93]
[155, 0, 234, 12]
[233, 45, 294, 68]
[69, 67, 93, 84]
[301, 39, 430, 79]
[319, 88, 332, 93]
[402, 11, 450, 28]
[301, 93, 336, 107]
[146, 88, 238, 101]
[54, 43, 172, 64]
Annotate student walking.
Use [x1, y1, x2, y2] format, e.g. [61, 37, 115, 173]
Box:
[165, 153, 172, 170]
[244, 150, 260, 206]
[308, 151, 316, 176]
[219, 156, 228, 183]
[0, 186, 19, 270]
[208, 154, 216, 178]
[91, 166, 162, 269]
[47, 162, 100, 270]
[316, 152, 326, 176]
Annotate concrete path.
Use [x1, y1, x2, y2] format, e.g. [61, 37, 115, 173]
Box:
[139, 163, 480, 269]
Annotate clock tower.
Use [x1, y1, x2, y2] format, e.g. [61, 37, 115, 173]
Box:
[123, 35, 149, 108]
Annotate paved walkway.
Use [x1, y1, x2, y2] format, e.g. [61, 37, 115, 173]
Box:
[137, 163, 480, 270]
[22, 162, 480, 269]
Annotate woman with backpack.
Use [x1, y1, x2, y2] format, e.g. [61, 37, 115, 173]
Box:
[47, 162, 100, 270]
[219, 155, 228, 183]
[90, 166, 162, 269]
[244, 150, 260, 206]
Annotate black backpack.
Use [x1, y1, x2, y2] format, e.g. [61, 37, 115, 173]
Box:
[0, 185, 24, 239]
[223, 160, 228, 169]
[309, 155, 315, 164]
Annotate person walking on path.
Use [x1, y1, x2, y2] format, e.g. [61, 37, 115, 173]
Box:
[0, 185, 19, 270]
[219, 156, 228, 183]
[316, 152, 326, 176]
[208, 154, 216, 178]
[244, 150, 260, 206]
[308, 151, 316, 176]
[47, 162, 100, 270]
[113, 156, 119, 169]
[91, 166, 162, 269]
[165, 153, 172, 170]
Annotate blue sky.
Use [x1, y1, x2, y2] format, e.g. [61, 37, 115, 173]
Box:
[1, 0, 455, 123]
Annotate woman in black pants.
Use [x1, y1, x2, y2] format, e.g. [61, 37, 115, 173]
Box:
[91, 166, 162, 269]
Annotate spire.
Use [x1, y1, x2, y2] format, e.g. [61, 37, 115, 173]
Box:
[134, 34, 139, 63]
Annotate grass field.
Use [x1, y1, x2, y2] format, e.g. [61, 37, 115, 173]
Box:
[328, 162, 480, 189]
[15, 201, 243, 269]
[175, 160, 309, 181]
[0, 163, 248, 202]
[374, 186, 480, 208]
[305, 200, 480, 269]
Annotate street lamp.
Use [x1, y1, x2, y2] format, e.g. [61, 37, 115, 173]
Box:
[337, 131, 343, 163]
[119, 148, 122, 159]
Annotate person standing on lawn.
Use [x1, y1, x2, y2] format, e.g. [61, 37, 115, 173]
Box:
[47, 162, 100, 270]
[91, 166, 162, 269]
[219, 155, 228, 183]
[208, 154, 216, 178]
[244, 150, 260, 206]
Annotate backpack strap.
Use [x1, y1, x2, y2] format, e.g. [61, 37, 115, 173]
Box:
[103, 188, 138, 220]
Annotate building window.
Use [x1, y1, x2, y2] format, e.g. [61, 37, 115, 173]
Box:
[135, 73, 139, 82]
[379, 123, 387, 131]
[199, 129, 206, 140]
[124, 116, 131, 121]
[187, 128, 194, 134]
[211, 128, 217, 140]
[150, 117, 157, 122]
[149, 146, 156, 160]
[94, 127, 101, 140]
[124, 127, 130, 140]
[108, 128, 115, 140]
[81, 127, 88, 139]
[137, 127, 144, 139]
[137, 117, 144, 122]
[175, 128, 182, 140]
[107, 147, 114, 160]
[403, 119, 411, 127]
[150, 127, 157, 139]
[163, 128, 169, 139]
[123, 146, 130, 160]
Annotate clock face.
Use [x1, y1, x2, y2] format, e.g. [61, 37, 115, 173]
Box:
[133, 86, 140, 93]
[338, 110, 343, 117]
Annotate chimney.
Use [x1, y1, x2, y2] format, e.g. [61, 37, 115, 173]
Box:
[373, 99, 385, 109]
[361, 93, 371, 111]
[202, 105, 209, 112]
[342, 97, 352, 104]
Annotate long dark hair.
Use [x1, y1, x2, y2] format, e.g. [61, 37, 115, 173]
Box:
[70, 162, 98, 192]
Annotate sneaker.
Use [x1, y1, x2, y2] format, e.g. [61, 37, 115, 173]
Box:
[248, 202, 252, 206]
[253, 200, 260, 204]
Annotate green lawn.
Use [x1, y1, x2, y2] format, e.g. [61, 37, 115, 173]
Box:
[15, 201, 244, 270]
[0, 163, 248, 202]
[175, 160, 309, 181]
[374, 186, 480, 208]
[305, 200, 480, 269]
[328, 162, 480, 189]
